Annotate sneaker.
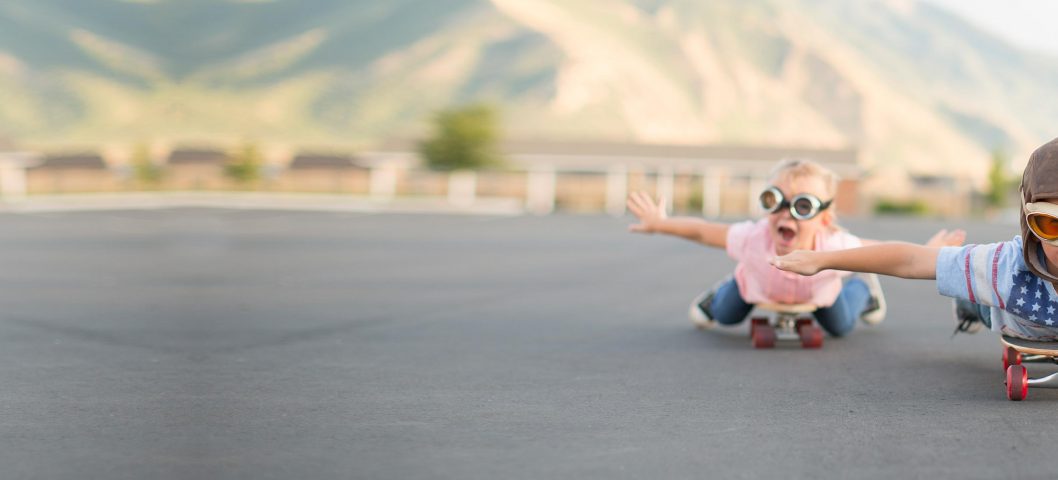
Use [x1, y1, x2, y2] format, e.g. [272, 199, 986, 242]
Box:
[952, 298, 984, 335]
[688, 289, 717, 330]
[859, 273, 887, 325]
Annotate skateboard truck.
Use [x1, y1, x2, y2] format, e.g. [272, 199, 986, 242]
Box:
[749, 303, 823, 349]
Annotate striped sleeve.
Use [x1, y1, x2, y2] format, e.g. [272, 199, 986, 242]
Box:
[936, 241, 1019, 307]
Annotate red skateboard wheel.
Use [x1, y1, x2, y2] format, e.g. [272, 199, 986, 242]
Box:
[1003, 346, 1021, 370]
[750, 317, 768, 338]
[800, 325, 823, 349]
[752, 324, 776, 349]
[1006, 364, 1028, 401]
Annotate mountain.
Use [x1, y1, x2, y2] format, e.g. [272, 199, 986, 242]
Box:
[0, 0, 1055, 182]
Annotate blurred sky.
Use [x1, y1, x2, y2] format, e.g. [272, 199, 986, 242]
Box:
[923, 0, 1058, 55]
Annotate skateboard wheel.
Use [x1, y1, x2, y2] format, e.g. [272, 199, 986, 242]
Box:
[1006, 364, 1028, 401]
[1003, 346, 1022, 370]
[795, 318, 812, 333]
[800, 325, 823, 349]
[752, 324, 776, 349]
[750, 317, 768, 338]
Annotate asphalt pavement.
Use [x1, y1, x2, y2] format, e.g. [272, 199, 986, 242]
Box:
[0, 209, 1050, 479]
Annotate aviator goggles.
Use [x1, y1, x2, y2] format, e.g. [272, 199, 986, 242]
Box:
[1025, 201, 1058, 246]
[759, 186, 832, 221]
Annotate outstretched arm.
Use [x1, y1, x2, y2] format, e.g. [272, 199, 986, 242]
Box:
[770, 242, 940, 279]
[627, 191, 728, 248]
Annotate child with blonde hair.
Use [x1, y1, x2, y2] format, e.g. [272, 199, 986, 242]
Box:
[628, 158, 963, 337]
[771, 138, 1058, 341]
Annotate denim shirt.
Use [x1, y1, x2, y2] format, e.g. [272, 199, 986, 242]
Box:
[937, 235, 1058, 340]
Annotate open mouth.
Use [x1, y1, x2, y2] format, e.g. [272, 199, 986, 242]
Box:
[777, 225, 797, 243]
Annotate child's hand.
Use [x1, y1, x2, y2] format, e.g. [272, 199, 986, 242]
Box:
[769, 250, 823, 276]
[627, 191, 667, 234]
[925, 228, 966, 248]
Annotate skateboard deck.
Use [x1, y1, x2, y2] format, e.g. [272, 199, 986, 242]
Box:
[1001, 335, 1058, 356]
[1000, 335, 1058, 401]
[757, 302, 817, 314]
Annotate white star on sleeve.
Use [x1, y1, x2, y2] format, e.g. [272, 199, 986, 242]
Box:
[1017, 298, 1026, 307]
[1033, 303, 1042, 312]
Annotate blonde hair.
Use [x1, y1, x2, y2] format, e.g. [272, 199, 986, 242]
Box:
[768, 158, 840, 199]
[768, 158, 842, 230]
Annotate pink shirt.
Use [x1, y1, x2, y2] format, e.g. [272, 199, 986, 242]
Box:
[726, 219, 862, 307]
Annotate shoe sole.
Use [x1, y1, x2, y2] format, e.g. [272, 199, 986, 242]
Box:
[860, 273, 886, 325]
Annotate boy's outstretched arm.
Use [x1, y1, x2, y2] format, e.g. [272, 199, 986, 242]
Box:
[770, 242, 939, 279]
[627, 191, 728, 248]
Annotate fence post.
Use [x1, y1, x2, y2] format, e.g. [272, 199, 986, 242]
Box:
[526, 166, 555, 215]
[747, 171, 767, 216]
[448, 170, 477, 207]
[370, 164, 397, 201]
[0, 153, 36, 201]
[605, 164, 628, 216]
[656, 166, 674, 213]
[702, 167, 723, 218]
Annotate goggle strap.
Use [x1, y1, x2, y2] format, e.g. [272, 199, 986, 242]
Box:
[1028, 246, 1058, 282]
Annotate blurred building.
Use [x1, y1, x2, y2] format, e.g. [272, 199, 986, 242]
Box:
[27, 152, 117, 194]
[166, 148, 229, 190]
[275, 153, 369, 193]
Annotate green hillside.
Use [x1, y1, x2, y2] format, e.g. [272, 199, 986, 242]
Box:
[0, 0, 1055, 181]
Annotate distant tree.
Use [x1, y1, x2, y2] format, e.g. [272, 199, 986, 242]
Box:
[225, 142, 263, 184]
[419, 103, 503, 171]
[986, 149, 1011, 208]
[131, 143, 163, 185]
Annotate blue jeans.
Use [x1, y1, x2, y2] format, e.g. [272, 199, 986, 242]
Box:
[705, 277, 871, 337]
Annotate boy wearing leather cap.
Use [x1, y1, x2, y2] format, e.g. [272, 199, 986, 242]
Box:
[771, 137, 1058, 340]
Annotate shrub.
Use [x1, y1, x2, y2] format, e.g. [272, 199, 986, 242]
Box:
[131, 143, 163, 185]
[225, 142, 263, 183]
[419, 103, 503, 171]
[873, 199, 928, 216]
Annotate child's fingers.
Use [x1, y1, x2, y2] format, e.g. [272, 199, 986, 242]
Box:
[637, 192, 657, 212]
[626, 197, 639, 214]
[627, 197, 648, 217]
[627, 191, 648, 211]
[949, 229, 967, 244]
[770, 254, 804, 273]
[627, 192, 644, 210]
[628, 191, 659, 216]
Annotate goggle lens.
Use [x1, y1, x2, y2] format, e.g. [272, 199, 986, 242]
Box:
[793, 197, 815, 217]
[1028, 213, 1058, 240]
[760, 189, 780, 211]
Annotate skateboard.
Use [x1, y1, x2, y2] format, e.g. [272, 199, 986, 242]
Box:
[1000, 335, 1058, 401]
[749, 303, 824, 349]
